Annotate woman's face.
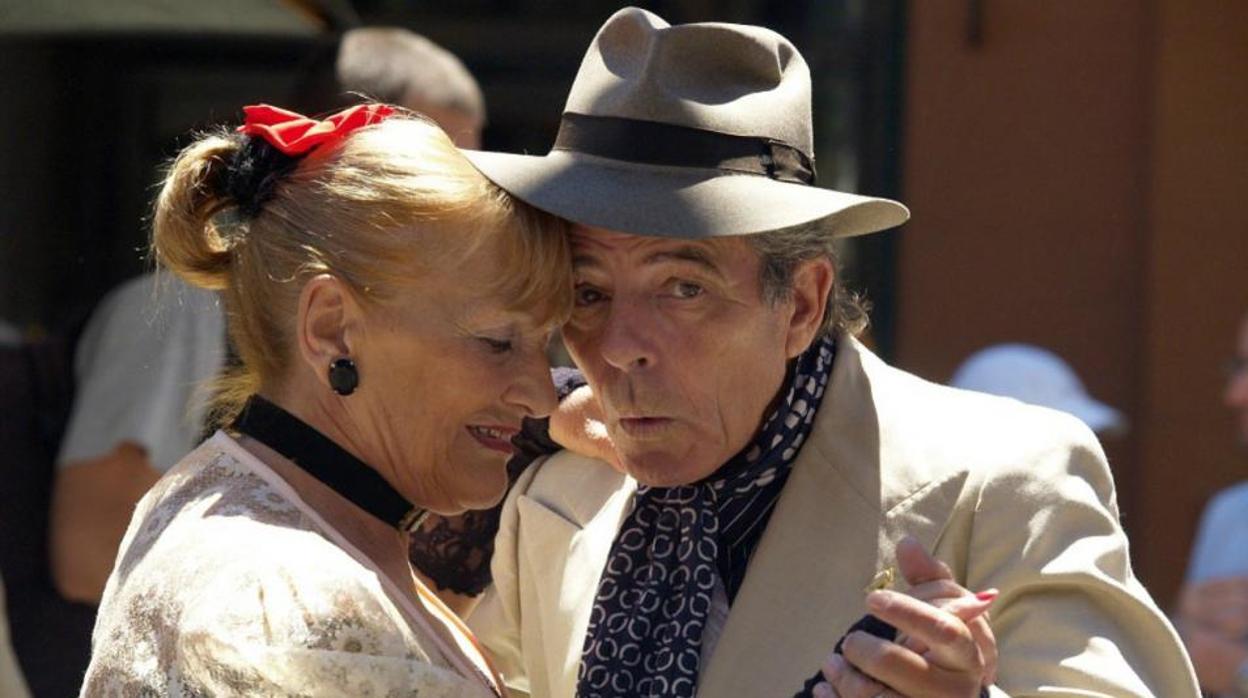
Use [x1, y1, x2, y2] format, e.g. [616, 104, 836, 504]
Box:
[350, 234, 560, 515]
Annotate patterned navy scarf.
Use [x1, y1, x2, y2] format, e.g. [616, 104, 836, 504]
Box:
[576, 336, 835, 698]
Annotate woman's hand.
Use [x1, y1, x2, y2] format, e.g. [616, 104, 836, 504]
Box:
[549, 385, 622, 471]
[816, 538, 998, 697]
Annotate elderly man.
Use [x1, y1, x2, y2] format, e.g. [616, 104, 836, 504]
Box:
[445, 8, 1197, 698]
[1176, 312, 1248, 696]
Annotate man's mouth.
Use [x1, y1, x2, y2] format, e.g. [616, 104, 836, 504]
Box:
[467, 425, 519, 454]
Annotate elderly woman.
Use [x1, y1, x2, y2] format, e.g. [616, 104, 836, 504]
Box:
[80, 104, 570, 696]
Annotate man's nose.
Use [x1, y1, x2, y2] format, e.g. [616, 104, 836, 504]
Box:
[599, 297, 658, 371]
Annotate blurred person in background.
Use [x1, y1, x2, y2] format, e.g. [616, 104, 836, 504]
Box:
[0, 571, 31, 698]
[1176, 312, 1248, 697]
[49, 26, 487, 605]
[81, 104, 568, 696]
[295, 26, 485, 148]
[950, 343, 1128, 437]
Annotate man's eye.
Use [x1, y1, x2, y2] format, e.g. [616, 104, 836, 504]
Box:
[575, 285, 606, 306]
[673, 281, 704, 299]
[479, 337, 513, 353]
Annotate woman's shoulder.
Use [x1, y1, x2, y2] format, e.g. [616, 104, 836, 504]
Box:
[114, 433, 397, 609]
[116, 434, 313, 568]
[86, 435, 494, 697]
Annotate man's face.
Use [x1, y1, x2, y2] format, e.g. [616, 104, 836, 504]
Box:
[562, 226, 806, 486]
[1226, 315, 1248, 445]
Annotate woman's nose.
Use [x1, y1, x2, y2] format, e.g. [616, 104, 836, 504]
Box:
[506, 352, 560, 419]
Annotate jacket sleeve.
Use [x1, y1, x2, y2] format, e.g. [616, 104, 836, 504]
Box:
[465, 458, 545, 698]
[958, 415, 1199, 697]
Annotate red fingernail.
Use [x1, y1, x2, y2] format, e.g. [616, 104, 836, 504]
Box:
[975, 589, 999, 602]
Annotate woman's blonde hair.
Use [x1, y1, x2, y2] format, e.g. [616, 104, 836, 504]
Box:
[152, 112, 571, 425]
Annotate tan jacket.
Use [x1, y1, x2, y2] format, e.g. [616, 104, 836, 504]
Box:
[469, 335, 1199, 697]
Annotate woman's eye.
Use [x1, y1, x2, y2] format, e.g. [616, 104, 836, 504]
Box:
[672, 281, 704, 299]
[575, 285, 606, 306]
[479, 337, 513, 354]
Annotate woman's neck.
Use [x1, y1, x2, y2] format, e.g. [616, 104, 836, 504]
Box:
[236, 433, 410, 578]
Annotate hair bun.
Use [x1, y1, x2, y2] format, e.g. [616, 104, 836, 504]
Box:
[226, 136, 302, 219]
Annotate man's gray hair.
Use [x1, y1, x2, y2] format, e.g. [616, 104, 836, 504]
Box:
[337, 28, 485, 124]
[747, 218, 869, 338]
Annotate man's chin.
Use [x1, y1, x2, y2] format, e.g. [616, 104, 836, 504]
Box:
[619, 453, 719, 488]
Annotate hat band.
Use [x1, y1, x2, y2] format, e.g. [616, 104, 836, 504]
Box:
[552, 113, 816, 185]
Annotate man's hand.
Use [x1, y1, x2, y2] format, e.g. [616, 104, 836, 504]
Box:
[549, 385, 622, 471]
[817, 538, 997, 697]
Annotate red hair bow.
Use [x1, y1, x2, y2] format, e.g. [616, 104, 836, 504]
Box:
[237, 103, 396, 156]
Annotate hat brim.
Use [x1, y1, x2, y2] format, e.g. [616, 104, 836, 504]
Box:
[463, 150, 909, 239]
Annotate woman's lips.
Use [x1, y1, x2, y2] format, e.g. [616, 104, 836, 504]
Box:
[467, 425, 519, 454]
[616, 416, 675, 439]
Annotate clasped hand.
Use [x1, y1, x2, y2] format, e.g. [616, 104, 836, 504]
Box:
[815, 538, 998, 698]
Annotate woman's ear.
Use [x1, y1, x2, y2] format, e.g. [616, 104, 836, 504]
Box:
[296, 274, 363, 391]
[783, 258, 835, 359]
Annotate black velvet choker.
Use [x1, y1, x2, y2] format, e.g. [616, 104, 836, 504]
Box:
[232, 396, 428, 533]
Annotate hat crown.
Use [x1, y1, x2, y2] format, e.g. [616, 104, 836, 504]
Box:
[564, 7, 814, 156]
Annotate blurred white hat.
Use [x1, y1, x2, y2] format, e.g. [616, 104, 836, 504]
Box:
[950, 344, 1127, 435]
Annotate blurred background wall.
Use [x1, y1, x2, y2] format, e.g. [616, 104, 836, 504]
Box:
[898, 0, 1248, 604]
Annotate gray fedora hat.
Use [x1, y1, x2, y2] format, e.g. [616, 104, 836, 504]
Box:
[464, 7, 909, 239]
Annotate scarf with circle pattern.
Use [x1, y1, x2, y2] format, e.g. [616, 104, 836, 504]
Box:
[576, 336, 835, 698]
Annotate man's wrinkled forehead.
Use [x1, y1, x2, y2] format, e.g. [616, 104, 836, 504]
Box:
[569, 224, 747, 274]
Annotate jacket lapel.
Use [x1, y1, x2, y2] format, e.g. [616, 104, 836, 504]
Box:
[514, 455, 636, 698]
[697, 336, 965, 697]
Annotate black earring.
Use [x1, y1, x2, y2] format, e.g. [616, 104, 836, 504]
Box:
[328, 358, 359, 396]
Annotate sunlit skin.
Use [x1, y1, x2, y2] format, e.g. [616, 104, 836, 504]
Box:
[560, 225, 830, 487]
[1225, 314, 1248, 446]
[283, 232, 559, 516]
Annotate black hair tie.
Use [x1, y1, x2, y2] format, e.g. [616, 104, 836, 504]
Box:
[225, 135, 303, 219]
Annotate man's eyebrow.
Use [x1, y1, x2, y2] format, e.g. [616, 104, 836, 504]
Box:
[571, 245, 723, 276]
[642, 246, 723, 275]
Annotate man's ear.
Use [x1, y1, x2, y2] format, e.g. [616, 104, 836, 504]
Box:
[296, 274, 363, 392]
[784, 257, 835, 359]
